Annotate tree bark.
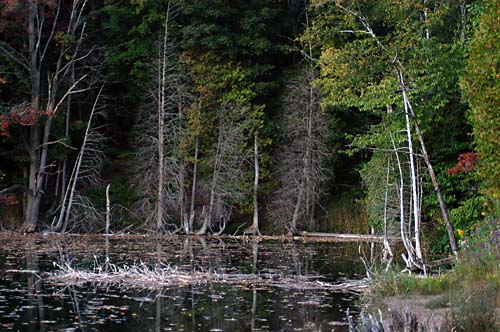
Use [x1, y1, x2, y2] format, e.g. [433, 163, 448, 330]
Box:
[156, 3, 171, 233]
[189, 139, 199, 232]
[22, 2, 41, 232]
[402, 86, 423, 262]
[396, 68, 459, 257]
[105, 184, 111, 234]
[251, 134, 261, 235]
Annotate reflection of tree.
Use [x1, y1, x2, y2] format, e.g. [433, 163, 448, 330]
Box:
[68, 285, 85, 331]
[251, 240, 258, 332]
[25, 243, 46, 332]
[155, 290, 163, 332]
[54, 240, 86, 331]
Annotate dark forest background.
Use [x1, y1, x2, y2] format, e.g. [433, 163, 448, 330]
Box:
[0, 0, 498, 254]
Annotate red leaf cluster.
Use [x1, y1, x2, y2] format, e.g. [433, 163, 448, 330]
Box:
[0, 107, 53, 137]
[0, 194, 19, 207]
[0, 115, 10, 137]
[12, 107, 52, 126]
[447, 152, 478, 175]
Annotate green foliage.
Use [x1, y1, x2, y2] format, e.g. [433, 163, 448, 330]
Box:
[461, 0, 500, 194]
[371, 268, 450, 297]
[308, 0, 478, 250]
[374, 218, 500, 330]
[445, 280, 499, 332]
[54, 31, 76, 47]
[0, 0, 490, 234]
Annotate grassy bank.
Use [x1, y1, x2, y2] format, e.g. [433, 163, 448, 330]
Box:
[366, 222, 500, 332]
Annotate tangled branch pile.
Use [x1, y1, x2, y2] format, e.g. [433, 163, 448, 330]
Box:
[45, 262, 368, 292]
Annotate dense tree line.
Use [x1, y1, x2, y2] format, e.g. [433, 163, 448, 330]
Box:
[0, 0, 498, 254]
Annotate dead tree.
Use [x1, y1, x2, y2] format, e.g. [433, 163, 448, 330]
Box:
[132, 2, 189, 232]
[196, 104, 248, 235]
[268, 67, 329, 235]
[394, 64, 458, 258]
[53, 86, 106, 233]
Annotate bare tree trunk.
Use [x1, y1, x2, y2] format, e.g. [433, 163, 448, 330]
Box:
[251, 135, 261, 235]
[383, 159, 393, 259]
[305, 79, 315, 225]
[189, 139, 199, 232]
[156, 94, 165, 232]
[403, 90, 423, 262]
[105, 184, 111, 234]
[178, 104, 189, 233]
[156, 3, 171, 233]
[396, 68, 459, 258]
[290, 187, 303, 235]
[22, 2, 41, 232]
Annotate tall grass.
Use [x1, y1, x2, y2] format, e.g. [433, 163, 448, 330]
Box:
[323, 195, 369, 233]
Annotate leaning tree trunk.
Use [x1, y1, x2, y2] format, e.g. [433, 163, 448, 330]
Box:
[402, 89, 423, 262]
[396, 67, 459, 258]
[54, 86, 103, 232]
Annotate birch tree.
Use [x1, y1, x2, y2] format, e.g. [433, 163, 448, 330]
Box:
[310, 0, 460, 262]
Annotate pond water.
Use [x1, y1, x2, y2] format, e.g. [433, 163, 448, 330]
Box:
[0, 233, 382, 332]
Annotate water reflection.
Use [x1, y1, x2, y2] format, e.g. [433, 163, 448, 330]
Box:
[0, 234, 383, 331]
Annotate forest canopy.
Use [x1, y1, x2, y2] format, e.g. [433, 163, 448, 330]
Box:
[0, 0, 498, 255]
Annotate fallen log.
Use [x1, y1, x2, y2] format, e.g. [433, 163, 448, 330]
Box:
[299, 232, 400, 242]
[425, 257, 454, 269]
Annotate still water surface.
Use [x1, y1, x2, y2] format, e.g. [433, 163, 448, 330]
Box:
[0, 233, 377, 332]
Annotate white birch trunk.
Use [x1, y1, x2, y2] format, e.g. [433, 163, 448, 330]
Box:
[395, 68, 459, 257]
[105, 184, 111, 234]
[403, 91, 423, 262]
[251, 134, 261, 234]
